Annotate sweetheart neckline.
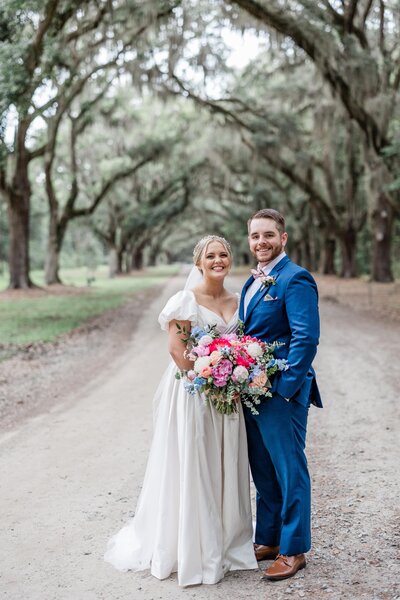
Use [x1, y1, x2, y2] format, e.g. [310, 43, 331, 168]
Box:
[188, 290, 239, 326]
[197, 304, 238, 326]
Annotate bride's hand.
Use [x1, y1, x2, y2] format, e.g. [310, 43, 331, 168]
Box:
[168, 319, 194, 370]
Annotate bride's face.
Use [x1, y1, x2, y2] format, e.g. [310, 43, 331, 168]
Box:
[199, 241, 231, 281]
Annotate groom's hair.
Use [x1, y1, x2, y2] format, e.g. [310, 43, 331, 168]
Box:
[248, 209, 285, 234]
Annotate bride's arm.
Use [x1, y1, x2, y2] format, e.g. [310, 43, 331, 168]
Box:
[168, 319, 194, 370]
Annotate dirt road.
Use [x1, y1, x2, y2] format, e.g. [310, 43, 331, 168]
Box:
[1, 275, 399, 600]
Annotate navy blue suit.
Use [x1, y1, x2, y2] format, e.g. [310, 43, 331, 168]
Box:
[239, 255, 321, 555]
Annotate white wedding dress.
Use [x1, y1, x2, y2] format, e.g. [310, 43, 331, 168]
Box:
[104, 290, 257, 586]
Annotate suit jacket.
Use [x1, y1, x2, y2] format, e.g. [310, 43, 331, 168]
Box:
[239, 256, 322, 408]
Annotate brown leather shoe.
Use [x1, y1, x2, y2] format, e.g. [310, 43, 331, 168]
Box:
[254, 543, 280, 561]
[261, 553, 306, 580]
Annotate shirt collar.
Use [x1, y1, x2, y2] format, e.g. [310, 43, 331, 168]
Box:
[258, 251, 286, 276]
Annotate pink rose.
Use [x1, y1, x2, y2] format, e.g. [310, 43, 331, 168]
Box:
[210, 350, 222, 365]
[251, 372, 267, 387]
[213, 359, 233, 387]
[198, 335, 214, 346]
[214, 376, 229, 387]
[224, 333, 239, 341]
[192, 344, 210, 357]
[200, 366, 213, 378]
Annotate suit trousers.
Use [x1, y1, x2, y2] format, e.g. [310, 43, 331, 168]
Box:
[244, 394, 311, 555]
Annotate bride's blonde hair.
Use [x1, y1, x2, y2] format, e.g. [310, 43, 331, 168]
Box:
[193, 235, 233, 272]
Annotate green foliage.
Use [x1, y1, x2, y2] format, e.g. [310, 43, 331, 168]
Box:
[0, 265, 178, 344]
[1, 0, 399, 285]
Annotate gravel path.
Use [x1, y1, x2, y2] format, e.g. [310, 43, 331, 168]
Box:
[0, 275, 399, 600]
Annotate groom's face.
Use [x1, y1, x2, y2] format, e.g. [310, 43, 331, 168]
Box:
[248, 218, 288, 267]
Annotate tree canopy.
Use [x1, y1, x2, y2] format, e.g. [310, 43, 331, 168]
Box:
[0, 0, 399, 287]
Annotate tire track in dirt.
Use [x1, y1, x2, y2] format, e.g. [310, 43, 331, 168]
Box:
[0, 275, 399, 599]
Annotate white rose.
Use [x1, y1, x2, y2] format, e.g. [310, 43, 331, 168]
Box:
[233, 366, 249, 383]
[246, 342, 263, 359]
[194, 356, 211, 373]
[198, 335, 214, 346]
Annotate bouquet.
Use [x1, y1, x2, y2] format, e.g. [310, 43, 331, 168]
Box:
[175, 322, 289, 415]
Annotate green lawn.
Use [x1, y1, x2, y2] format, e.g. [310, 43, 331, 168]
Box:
[0, 265, 179, 346]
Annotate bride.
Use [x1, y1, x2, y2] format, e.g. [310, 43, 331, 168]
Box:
[104, 235, 257, 586]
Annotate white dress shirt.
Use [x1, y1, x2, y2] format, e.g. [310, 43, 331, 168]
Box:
[244, 251, 286, 317]
[244, 251, 290, 401]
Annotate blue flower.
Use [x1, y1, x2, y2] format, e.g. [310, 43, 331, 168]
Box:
[183, 381, 195, 394]
[220, 345, 232, 357]
[275, 359, 289, 371]
[193, 376, 207, 386]
[191, 326, 206, 340]
[249, 365, 262, 380]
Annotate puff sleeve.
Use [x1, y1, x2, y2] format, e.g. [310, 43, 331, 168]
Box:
[158, 290, 198, 331]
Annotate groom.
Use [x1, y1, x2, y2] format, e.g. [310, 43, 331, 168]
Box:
[239, 208, 322, 581]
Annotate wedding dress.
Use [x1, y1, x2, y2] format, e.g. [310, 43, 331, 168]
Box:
[104, 290, 257, 586]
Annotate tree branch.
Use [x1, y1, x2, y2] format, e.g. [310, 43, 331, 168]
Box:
[258, 145, 340, 224]
[26, 0, 60, 76]
[28, 57, 120, 162]
[0, 166, 9, 195]
[344, 0, 359, 34]
[165, 73, 254, 132]
[379, 0, 386, 54]
[227, 0, 386, 151]
[64, 5, 109, 44]
[70, 151, 162, 218]
[361, 0, 374, 29]
[320, 0, 368, 47]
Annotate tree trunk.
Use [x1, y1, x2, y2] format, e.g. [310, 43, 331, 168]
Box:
[366, 151, 395, 282]
[6, 118, 34, 289]
[308, 223, 317, 273]
[7, 169, 32, 289]
[109, 247, 119, 278]
[44, 211, 62, 285]
[319, 236, 336, 275]
[301, 238, 313, 272]
[339, 226, 358, 278]
[371, 193, 394, 282]
[291, 242, 302, 267]
[44, 243, 61, 285]
[147, 243, 159, 266]
[116, 249, 124, 274]
[124, 248, 132, 273]
[131, 245, 144, 270]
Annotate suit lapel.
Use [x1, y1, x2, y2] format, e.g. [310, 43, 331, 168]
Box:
[245, 256, 290, 322]
[239, 275, 254, 321]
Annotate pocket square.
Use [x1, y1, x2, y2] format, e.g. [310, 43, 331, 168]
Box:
[264, 294, 278, 302]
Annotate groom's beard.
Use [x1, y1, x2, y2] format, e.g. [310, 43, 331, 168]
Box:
[254, 243, 284, 265]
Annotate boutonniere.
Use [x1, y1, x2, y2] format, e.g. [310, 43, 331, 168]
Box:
[251, 268, 277, 291]
[259, 275, 276, 290]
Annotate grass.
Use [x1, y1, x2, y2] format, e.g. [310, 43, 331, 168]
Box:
[0, 265, 179, 346]
[0, 264, 179, 291]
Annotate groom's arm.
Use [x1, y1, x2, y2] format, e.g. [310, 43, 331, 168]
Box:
[275, 270, 320, 401]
